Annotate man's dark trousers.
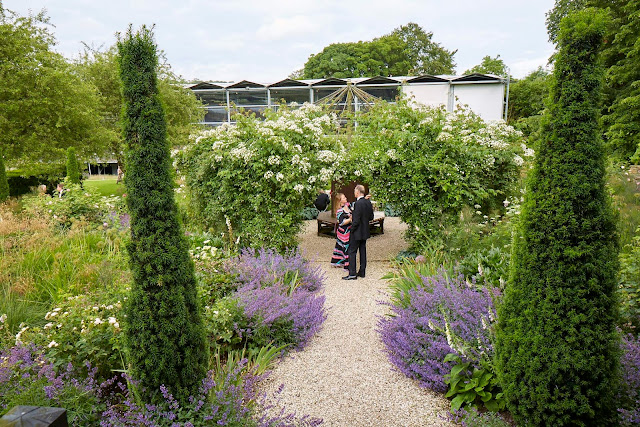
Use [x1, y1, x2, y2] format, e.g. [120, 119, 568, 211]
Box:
[348, 197, 374, 277]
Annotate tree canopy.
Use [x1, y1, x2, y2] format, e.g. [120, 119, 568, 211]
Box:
[0, 9, 110, 169]
[464, 55, 509, 77]
[300, 23, 456, 79]
[75, 45, 205, 167]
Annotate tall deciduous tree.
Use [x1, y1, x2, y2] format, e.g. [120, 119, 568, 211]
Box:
[76, 45, 204, 168]
[496, 9, 620, 425]
[118, 26, 208, 404]
[301, 22, 455, 78]
[0, 8, 108, 169]
[464, 55, 508, 77]
[391, 22, 457, 75]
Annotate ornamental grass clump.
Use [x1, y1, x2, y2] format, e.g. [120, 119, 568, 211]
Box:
[117, 26, 208, 404]
[378, 271, 499, 392]
[495, 9, 620, 425]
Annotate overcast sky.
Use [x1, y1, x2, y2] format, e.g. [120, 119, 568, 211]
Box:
[5, 0, 556, 82]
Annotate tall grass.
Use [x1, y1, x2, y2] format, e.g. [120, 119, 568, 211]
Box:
[0, 204, 129, 331]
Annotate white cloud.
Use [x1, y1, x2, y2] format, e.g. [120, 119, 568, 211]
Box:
[256, 15, 320, 41]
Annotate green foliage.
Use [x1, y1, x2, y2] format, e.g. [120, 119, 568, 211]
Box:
[0, 8, 110, 167]
[75, 45, 205, 167]
[604, 0, 640, 161]
[456, 408, 511, 427]
[496, 10, 620, 425]
[0, 357, 104, 424]
[348, 99, 529, 246]
[203, 297, 249, 355]
[6, 165, 65, 197]
[507, 67, 551, 123]
[23, 184, 123, 230]
[117, 26, 208, 404]
[22, 294, 127, 382]
[457, 246, 509, 290]
[464, 55, 508, 77]
[300, 206, 320, 220]
[619, 228, 640, 331]
[178, 104, 342, 251]
[301, 22, 455, 78]
[444, 353, 506, 413]
[65, 147, 81, 185]
[0, 149, 8, 202]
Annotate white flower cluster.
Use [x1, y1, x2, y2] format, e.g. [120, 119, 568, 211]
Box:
[317, 150, 337, 163]
[294, 184, 305, 193]
[229, 144, 254, 163]
[268, 155, 281, 165]
[319, 168, 333, 182]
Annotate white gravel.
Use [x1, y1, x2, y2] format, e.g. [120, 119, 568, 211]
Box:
[261, 217, 453, 426]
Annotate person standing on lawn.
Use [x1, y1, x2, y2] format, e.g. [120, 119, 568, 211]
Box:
[343, 184, 374, 280]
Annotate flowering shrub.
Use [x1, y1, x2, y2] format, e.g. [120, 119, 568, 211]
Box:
[20, 294, 127, 382]
[620, 333, 640, 425]
[22, 185, 126, 230]
[0, 345, 320, 426]
[178, 104, 343, 250]
[224, 248, 326, 350]
[378, 271, 499, 392]
[0, 345, 106, 424]
[348, 99, 531, 245]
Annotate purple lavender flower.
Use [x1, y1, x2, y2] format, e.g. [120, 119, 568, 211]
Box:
[378, 271, 499, 392]
[228, 248, 327, 349]
[619, 333, 640, 425]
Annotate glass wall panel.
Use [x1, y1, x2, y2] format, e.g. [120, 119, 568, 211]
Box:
[359, 86, 400, 102]
[194, 90, 226, 106]
[204, 107, 228, 123]
[229, 89, 267, 106]
[270, 88, 311, 105]
[314, 88, 342, 102]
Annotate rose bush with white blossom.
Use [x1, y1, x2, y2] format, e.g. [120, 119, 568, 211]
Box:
[178, 103, 344, 250]
[344, 99, 532, 245]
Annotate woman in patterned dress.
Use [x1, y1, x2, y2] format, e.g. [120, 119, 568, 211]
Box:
[330, 193, 352, 268]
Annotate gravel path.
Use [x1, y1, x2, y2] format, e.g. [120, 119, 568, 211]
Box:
[261, 217, 453, 426]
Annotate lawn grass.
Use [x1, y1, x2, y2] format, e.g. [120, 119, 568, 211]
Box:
[84, 177, 125, 197]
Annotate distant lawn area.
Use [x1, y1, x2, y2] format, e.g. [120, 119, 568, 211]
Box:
[84, 177, 125, 196]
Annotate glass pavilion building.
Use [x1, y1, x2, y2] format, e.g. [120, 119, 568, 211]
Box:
[185, 74, 508, 126]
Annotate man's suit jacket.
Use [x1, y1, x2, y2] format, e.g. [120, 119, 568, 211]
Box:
[350, 197, 374, 241]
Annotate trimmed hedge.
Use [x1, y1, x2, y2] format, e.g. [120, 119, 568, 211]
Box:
[118, 26, 208, 404]
[495, 9, 620, 426]
[0, 150, 8, 201]
[65, 147, 81, 185]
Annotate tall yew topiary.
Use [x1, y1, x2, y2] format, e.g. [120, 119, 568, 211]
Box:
[0, 149, 9, 201]
[117, 26, 208, 404]
[495, 9, 620, 426]
[65, 147, 81, 184]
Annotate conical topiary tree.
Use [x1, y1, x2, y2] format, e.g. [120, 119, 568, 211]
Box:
[495, 9, 620, 426]
[0, 149, 9, 201]
[117, 26, 208, 404]
[65, 147, 81, 185]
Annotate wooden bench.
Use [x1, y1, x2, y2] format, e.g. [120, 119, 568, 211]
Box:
[316, 211, 385, 237]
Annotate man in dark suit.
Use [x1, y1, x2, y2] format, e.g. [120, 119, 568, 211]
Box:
[343, 184, 374, 280]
